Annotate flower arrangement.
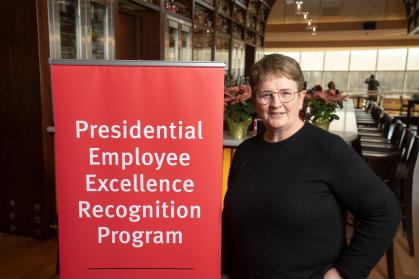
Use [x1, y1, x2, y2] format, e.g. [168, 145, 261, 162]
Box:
[224, 84, 255, 123]
[305, 85, 346, 123]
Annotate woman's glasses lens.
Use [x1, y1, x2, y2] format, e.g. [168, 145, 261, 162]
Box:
[256, 91, 296, 104]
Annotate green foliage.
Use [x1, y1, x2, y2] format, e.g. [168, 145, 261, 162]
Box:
[225, 100, 255, 123]
[306, 99, 344, 123]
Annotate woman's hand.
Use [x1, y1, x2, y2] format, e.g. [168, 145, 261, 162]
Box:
[221, 274, 231, 279]
[324, 267, 343, 279]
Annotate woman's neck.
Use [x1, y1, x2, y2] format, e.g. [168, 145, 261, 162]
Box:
[263, 120, 305, 143]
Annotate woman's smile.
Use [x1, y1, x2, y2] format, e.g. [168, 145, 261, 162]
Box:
[269, 111, 286, 117]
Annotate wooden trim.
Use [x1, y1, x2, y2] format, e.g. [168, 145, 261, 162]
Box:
[36, 0, 55, 238]
[195, 0, 215, 11]
[127, 0, 161, 11]
[164, 9, 193, 23]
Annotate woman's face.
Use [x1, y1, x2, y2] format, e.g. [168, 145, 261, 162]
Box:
[255, 73, 305, 135]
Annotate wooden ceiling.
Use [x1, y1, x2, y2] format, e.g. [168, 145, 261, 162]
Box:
[265, 0, 419, 48]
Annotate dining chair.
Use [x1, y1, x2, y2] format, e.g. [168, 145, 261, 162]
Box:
[365, 152, 401, 279]
[394, 133, 418, 257]
[361, 120, 406, 153]
[359, 113, 393, 144]
[356, 103, 381, 125]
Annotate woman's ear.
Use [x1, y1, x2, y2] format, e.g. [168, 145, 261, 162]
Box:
[299, 90, 306, 110]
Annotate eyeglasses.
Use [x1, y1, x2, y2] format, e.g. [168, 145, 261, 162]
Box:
[256, 90, 299, 105]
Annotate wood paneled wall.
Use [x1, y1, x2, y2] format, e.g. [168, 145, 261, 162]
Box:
[0, 0, 55, 239]
[116, 8, 162, 60]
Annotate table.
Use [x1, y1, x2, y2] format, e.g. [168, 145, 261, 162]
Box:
[407, 99, 419, 118]
[348, 92, 380, 109]
[349, 94, 368, 109]
[329, 100, 358, 143]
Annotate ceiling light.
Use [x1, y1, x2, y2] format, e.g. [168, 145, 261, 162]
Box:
[295, 1, 303, 15]
[303, 11, 309, 20]
[306, 18, 312, 29]
[311, 25, 317, 35]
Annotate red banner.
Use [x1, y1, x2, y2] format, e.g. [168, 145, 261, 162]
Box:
[51, 62, 224, 279]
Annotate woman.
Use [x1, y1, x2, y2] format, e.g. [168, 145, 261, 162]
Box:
[364, 74, 380, 102]
[327, 81, 340, 95]
[222, 54, 400, 279]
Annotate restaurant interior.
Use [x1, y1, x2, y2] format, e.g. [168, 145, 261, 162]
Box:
[1, 0, 419, 278]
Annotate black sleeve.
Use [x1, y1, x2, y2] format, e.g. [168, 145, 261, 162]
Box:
[222, 208, 232, 275]
[222, 175, 234, 276]
[327, 137, 400, 279]
[221, 146, 242, 275]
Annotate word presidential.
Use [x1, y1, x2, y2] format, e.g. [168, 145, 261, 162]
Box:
[76, 120, 204, 140]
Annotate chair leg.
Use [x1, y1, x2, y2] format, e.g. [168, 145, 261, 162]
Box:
[386, 243, 395, 279]
[403, 180, 415, 257]
[406, 208, 415, 257]
[400, 179, 407, 232]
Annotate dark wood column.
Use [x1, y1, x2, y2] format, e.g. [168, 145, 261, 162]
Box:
[0, 0, 55, 239]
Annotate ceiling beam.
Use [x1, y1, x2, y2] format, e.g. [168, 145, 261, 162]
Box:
[265, 38, 419, 48]
[266, 19, 406, 33]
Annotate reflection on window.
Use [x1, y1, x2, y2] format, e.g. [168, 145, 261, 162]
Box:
[348, 71, 371, 92]
[91, 1, 106, 59]
[376, 72, 404, 92]
[303, 71, 323, 89]
[231, 40, 245, 82]
[407, 48, 419, 70]
[323, 72, 348, 92]
[350, 50, 377, 71]
[59, 0, 78, 59]
[377, 48, 407, 71]
[180, 27, 191, 61]
[301, 52, 324, 71]
[193, 28, 212, 61]
[215, 35, 229, 76]
[167, 23, 178, 61]
[324, 51, 349, 71]
[405, 71, 419, 91]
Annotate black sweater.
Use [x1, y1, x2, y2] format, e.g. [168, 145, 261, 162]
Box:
[222, 123, 400, 279]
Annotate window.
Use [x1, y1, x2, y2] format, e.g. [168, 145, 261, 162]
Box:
[303, 71, 323, 89]
[323, 72, 348, 91]
[277, 51, 301, 63]
[350, 50, 377, 71]
[300, 51, 324, 71]
[377, 48, 407, 71]
[324, 51, 350, 71]
[406, 48, 419, 70]
[376, 71, 405, 92]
